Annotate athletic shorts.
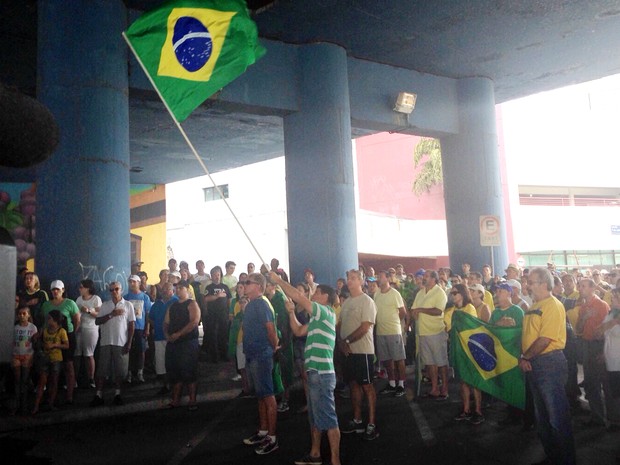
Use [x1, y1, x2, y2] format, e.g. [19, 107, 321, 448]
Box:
[376, 334, 406, 362]
[97, 345, 129, 381]
[12, 353, 33, 368]
[343, 353, 374, 385]
[166, 339, 199, 384]
[419, 332, 449, 366]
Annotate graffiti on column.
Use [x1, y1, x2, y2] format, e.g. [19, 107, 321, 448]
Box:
[79, 262, 127, 293]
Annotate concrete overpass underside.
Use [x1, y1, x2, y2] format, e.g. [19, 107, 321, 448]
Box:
[1, 0, 620, 286]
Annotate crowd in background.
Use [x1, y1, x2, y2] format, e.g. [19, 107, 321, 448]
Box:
[10, 258, 620, 464]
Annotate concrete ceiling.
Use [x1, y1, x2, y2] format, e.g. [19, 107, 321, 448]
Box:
[3, 0, 620, 185]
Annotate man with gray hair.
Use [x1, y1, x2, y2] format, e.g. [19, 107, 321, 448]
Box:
[90, 281, 135, 407]
[520, 267, 575, 465]
[241, 273, 280, 455]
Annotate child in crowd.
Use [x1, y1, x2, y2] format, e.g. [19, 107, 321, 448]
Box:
[32, 310, 68, 415]
[12, 306, 38, 415]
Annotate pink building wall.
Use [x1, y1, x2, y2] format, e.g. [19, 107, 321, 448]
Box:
[355, 110, 515, 271]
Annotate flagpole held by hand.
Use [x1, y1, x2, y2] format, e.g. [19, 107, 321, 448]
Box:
[122, 31, 268, 267]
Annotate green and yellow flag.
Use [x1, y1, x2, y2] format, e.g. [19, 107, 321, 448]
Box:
[449, 311, 525, 409]
[125, 0, 265, 122]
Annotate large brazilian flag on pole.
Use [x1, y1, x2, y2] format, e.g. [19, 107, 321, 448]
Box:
[125, 0, 265, 122]
[449, 311, 525, 409]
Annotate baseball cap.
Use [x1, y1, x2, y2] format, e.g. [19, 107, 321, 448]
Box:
[506, 279, 522, 291]
[128, 275, 141, 282]
[505, 263, 519, 272]
[50, 280, 64, 290]
[414, 268, 426, 277]
[170, 271, 182, 278]
[468, 283, 485, 294]
[496, 283, 513, 293]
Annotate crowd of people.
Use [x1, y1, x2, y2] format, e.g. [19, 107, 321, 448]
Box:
[11, 258, 620, 465]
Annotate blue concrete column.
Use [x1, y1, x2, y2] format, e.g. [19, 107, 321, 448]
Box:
[283, 44, 357, 286]
[440, 77, 509, 275]
[36, 0, 130, 296]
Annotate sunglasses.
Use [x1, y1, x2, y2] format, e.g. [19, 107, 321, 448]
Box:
[243, 280, 259, 286]
[109, 287, 121, 292]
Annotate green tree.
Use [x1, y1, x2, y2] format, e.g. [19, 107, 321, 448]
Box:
[412, 137, 443, 195]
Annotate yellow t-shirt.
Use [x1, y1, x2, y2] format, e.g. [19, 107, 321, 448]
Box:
[374, 287, 405, 336]
[483, 290, 494, 310]
[444, 303, 477, 332]
[412, 285, 447, 336]
[522, 295, 566, 354]
[42, 327, 68, 363]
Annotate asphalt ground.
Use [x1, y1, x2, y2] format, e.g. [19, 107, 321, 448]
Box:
[1, 360, 619, 465]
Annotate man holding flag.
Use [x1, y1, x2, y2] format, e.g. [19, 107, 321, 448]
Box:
[520, 267, 575, 465]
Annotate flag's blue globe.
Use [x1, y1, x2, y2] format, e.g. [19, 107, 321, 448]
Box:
[467, 333, 497, 371]
[172, 17, 213, 72]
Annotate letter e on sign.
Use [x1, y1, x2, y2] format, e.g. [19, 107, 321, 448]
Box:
[480, 215, 501, 247]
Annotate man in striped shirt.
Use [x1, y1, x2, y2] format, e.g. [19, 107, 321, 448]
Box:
[269, 272, 341, 465]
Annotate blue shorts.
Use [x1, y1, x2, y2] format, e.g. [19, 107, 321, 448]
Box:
[247, 356, 274, 399]
[307, 370, 338, 431]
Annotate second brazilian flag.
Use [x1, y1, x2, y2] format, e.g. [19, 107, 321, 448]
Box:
[450, 311, 525, 409]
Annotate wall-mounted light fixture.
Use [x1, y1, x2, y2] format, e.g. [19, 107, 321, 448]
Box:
[393, 92, 417, 114]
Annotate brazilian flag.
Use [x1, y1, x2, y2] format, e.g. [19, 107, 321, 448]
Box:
[125, 0, 265, 122]
[449, 311, 525, 409]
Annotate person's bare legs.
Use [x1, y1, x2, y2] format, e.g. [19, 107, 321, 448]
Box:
[384, 360, 396, 382]
[460, 382, 471, 413]
[188, 382, 197, 405]
[473, 387, 482, 415]
[170, 382, 183, 406]
[427, 365, 440, 395]
[327, 427, 342, 465]
[309, 426, 322, 457]
[65, 360, 75, 402]
[439, 365, 449, 396]
[362, 383, 377, 425]
[395, 359, 407, 384]
[350, 382, 363, 421]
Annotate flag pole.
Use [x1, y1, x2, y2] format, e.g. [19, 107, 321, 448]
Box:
[122, 32, 270, 270]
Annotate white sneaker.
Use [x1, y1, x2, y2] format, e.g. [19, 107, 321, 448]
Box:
[126, 372, 133, 384]
[137, 372, 145, 383]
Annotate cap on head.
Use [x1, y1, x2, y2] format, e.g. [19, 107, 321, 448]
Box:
[506, 279, 522, 291]
[496, 283, 513, 293]
[468, 283, 485, 294]
[506, 263, 519, 272]
[50, 279, 64, 290]
[128, 275, 141, 283]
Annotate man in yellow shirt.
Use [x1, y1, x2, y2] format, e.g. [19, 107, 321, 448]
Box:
[520, 267, 575, 465]
[410, 270, 448, 399]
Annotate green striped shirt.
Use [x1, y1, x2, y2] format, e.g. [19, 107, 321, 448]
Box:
[305, 302, 336, 374]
